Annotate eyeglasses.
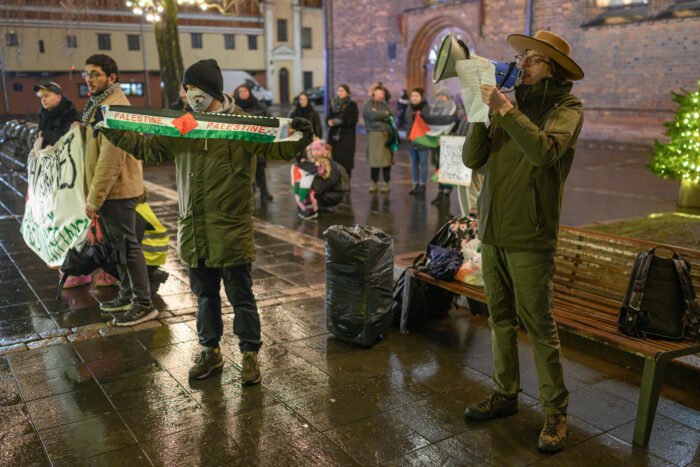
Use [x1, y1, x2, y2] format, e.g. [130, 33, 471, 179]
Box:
[515, 55, 551, 67]
[81, 71, 104, 80]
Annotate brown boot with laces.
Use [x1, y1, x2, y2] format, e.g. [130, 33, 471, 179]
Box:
[464, 392, 518, 421]
[538, 414, 568, 453]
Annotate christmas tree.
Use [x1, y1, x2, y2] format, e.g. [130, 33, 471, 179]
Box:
[650, 80, 700, 184]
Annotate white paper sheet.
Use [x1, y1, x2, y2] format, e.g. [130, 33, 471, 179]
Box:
[455, 57, 496, 124]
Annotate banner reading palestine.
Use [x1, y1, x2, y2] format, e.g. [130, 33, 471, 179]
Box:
[102, 105, 303, 143]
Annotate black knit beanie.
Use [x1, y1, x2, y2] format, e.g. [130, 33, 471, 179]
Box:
[182, 59, 224, 102]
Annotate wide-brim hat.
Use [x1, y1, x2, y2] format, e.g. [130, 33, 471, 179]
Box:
[507, 30, 584, 81]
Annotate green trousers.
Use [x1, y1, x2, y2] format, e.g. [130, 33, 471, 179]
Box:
[481, 244, 568, 415]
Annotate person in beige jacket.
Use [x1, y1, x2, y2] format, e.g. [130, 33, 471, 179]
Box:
[81, 54, 155, 326]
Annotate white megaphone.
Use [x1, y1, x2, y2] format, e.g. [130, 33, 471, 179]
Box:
[433, 33, 522, 89]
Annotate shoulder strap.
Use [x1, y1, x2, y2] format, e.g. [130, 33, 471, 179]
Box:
[671, 256, 700, 341]
[628, 249, 655, 312]
[621, 249, 655, 336]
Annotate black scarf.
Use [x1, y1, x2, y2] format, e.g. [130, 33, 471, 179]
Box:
[291, 104, 313, 120]
[235, 93, 260, 112]
[331, 96, 351, 114]
[409, 100, 428, 113]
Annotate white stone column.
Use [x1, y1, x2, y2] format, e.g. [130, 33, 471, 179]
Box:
[292, 0, 303, 95]
[263, 1, 276, 103]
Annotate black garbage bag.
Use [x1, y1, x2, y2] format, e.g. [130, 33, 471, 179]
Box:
[324, 225, 394, 347]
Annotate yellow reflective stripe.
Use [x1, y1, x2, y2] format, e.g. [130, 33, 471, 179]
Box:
[142, 244, 169, 253]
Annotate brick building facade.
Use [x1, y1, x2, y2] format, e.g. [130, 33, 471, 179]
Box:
[326, 0, 700, 143]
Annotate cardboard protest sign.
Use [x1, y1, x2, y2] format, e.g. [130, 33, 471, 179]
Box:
[438, 135, 472, 186]
[21, 127, 89, 267]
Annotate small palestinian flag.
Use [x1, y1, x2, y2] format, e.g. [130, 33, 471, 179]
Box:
[291, 165, 314, 202]
[408, 112, 453, 149]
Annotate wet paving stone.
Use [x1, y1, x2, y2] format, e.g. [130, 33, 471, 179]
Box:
[86, 353, 162, 385]
[8, 345, 82, 375]
[325, 411, 432, 465]
[73, 334, 149, 362]
[0, 432, 50, 466]
[83, 445, 152, 467]
[101, 370, 188, 411]
[609, 414, 700, 466]
[0, 356, 10, 379]
[0, 377, 22, 406]
[260, 362, 333, 402]
[379, 393, 469, 443]
[0, 404, 35, 442]
[27, 384, 115, 430]
[0, 302, 47, 321]
[141, 424, 240, 466]
[15, 364, 96, 401]
[119, 393, 207, 442]
[0, 317, 56, 345]
[286, 385, 389, 432]
[566, 386, 639, 432]
[383, 444, 464, 467]
[39, 413, 136, 464]
[239, 431, 361, 466]
[534, 433, 673, 467]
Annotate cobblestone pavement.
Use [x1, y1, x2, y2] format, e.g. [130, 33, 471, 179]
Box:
[1, 135, 699, 465]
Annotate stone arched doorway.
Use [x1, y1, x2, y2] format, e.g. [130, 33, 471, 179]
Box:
[407, 17, 476, 104]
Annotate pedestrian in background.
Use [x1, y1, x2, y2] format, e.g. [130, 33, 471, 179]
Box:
[290, 92, 323, 139]
[429, 87, 458, 204]
[81, 54, 155, 326]
[234, 83, 274, 202]
[397, 89, 409, 130]
[363, 84, 394, 193]
[404, 87, 431, 195]
[327, 84, 358, 180]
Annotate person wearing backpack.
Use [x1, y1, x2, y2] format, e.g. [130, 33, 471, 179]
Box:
[462, 30, 584, 453]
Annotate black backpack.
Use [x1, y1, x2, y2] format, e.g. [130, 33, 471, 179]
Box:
[618, 247, 700, 341]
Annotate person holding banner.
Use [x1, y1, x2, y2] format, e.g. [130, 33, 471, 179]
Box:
[100, 58, 313, 384]
[461, 30, 584, 453]
[81, 54, 155, 326]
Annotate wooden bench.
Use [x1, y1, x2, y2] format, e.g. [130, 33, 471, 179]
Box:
[400, 225, 700, 446]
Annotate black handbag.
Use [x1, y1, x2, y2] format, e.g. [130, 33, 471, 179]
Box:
[618, 247, 700, 341]
[57, 215, 126, 298]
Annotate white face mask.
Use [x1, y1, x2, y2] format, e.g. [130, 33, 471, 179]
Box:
[186, 88, 213, 112]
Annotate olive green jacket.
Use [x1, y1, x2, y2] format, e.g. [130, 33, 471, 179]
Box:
[463, 79, 583, 251]
[102, 99, 301, 267]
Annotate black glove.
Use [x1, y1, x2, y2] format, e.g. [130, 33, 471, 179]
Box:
[291, 117, 313, 149]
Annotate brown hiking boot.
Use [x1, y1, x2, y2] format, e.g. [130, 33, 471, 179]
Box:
[241, 351, 261, 385]
[464, 392, 518, 421]
[538, 414, 568, 453]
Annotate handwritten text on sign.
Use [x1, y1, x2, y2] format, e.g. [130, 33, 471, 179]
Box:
[438, 135, 472, 187]
[21, 127, 90, 267]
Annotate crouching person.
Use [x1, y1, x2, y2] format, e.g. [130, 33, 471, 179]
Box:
[100, 59, 312, 384]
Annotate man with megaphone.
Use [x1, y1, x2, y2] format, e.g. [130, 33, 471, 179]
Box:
[460, 30, 584, 453]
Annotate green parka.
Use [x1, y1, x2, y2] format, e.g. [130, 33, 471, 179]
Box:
[102, 97, 301, 268]
[463, 79, 583, 251]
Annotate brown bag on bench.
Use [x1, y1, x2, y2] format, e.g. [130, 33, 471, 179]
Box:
[618, 247, 700, 341]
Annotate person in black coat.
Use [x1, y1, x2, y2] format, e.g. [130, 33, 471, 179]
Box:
[327, 84, 359, 180]
[290, 92, 322, 139]
[234, 83, 273, 202]
[33, 82, 80, 148]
